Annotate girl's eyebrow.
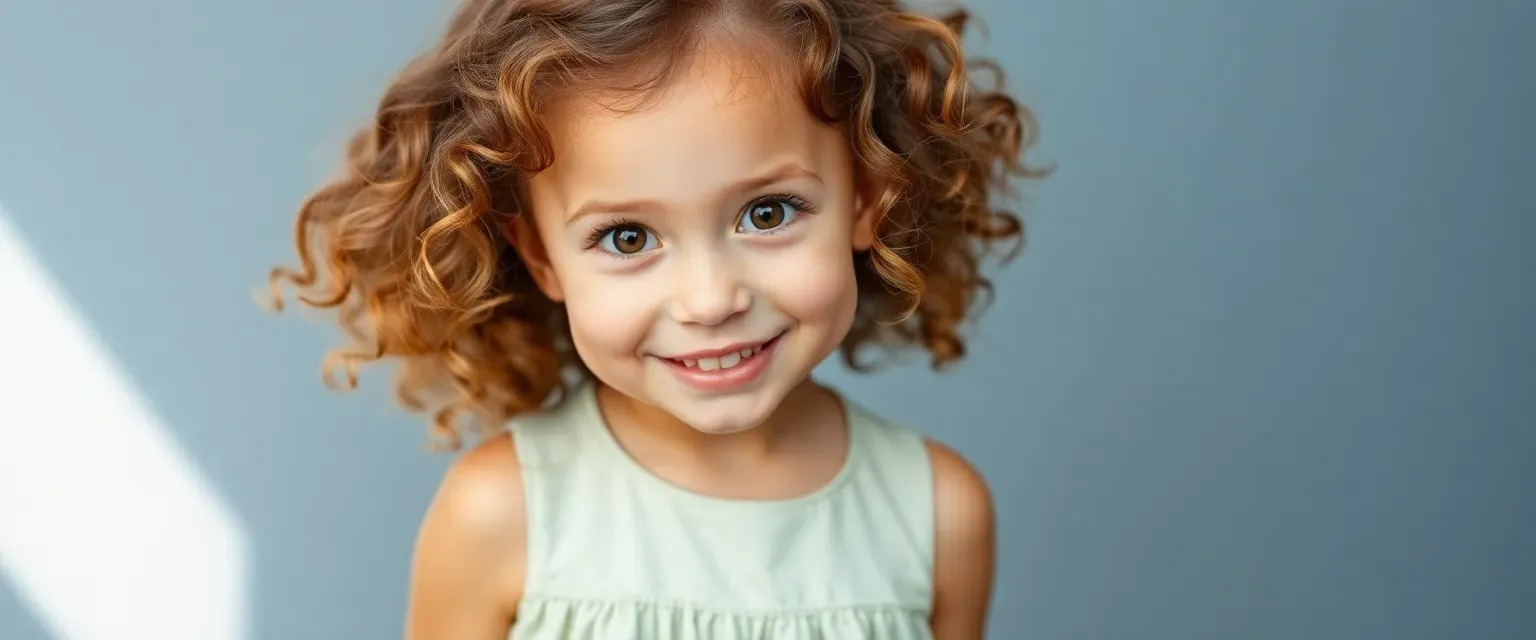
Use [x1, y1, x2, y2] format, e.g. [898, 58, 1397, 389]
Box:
[564, 162, 823, 222]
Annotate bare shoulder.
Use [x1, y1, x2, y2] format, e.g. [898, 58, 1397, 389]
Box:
[925, 439, 995, 539]
[924, 439, 997, 640]
[432, 432, 527, 535]
[404, 432, 526, 639]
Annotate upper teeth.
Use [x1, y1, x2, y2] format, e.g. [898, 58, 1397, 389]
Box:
[683, 346, 761, 371]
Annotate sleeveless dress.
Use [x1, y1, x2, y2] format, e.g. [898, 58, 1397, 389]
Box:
[507, 383, 937, 640]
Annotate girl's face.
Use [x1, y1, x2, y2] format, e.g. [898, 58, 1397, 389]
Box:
[515, 52, 878, 435]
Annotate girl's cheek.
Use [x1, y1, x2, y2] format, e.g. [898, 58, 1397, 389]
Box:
[562, 270, 660, 360]
[754, 236, 860, 331]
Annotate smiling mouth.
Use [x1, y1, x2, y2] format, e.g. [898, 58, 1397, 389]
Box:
[663, 333, 784, 372]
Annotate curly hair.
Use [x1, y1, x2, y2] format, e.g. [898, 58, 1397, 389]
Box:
[267, 0, 1047, 449]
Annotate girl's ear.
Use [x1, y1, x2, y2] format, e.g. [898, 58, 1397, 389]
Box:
[850, 164, 888, 252]
[503, 212, 565, 302]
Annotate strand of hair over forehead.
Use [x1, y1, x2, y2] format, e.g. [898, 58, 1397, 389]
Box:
[265, 0, 1047, 448]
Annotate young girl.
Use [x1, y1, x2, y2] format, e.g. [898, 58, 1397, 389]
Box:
[270, 0, 1043, 637]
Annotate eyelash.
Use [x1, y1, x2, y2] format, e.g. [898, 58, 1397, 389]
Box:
[581, 193, 815, 257]
[583, 217, 638, 252]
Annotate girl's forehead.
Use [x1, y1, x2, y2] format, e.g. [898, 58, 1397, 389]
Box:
[529, 53, 847, 217]
[546, 48, 800, 141]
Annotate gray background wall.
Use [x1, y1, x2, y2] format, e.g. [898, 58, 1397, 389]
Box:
[1, 0, 1532, 638]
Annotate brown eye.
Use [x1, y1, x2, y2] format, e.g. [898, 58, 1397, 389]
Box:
[598, 223, 657, 255]
[738, 199, 799, 233]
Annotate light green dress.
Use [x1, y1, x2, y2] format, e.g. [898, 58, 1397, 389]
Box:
[507, 383, 937, 639]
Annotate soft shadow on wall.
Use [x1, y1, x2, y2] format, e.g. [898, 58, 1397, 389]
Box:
[0, 209, 249, 639]
[0, 579, 51, 640]
[0, 2, 454, 639]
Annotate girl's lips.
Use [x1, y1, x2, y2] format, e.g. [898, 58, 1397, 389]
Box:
[657, 333, 784, 392]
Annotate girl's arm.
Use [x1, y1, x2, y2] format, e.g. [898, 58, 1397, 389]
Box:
[927, 441, 999, 640]
[403, 435, 526, 640]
